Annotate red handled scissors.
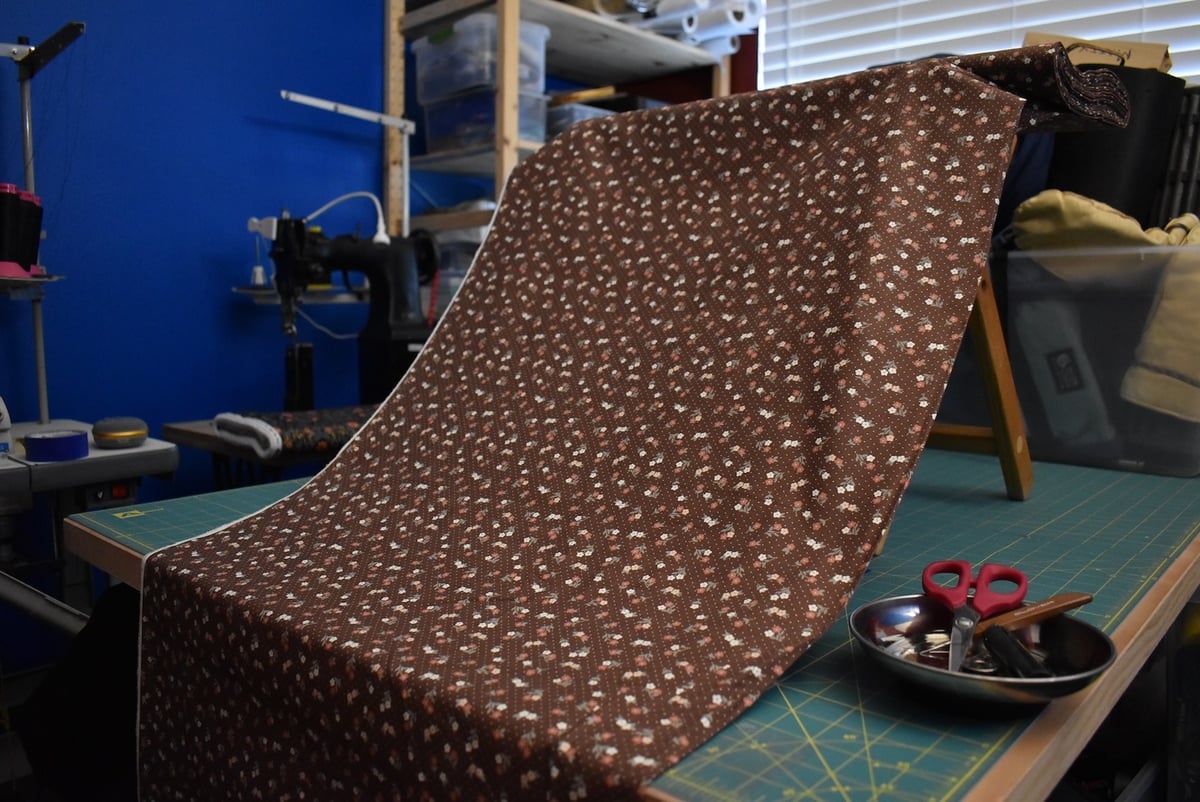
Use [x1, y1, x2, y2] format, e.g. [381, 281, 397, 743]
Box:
[922, 560, 1028, 672]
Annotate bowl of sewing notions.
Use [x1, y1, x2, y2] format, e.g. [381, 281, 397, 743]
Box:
[849, 591, 1115, 706]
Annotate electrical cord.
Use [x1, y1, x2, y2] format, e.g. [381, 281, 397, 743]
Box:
[304, 191, 390, 244]
[267, 191, 446, 336]
[295, 306, 358, 340]
[410, 178, 440, 209]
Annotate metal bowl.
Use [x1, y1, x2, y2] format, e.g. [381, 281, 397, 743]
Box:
[849, 594, 1116, 705]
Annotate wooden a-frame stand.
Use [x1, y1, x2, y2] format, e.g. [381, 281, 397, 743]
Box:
[927, 271, 1034, 502]
[876, 271, 1033, 553]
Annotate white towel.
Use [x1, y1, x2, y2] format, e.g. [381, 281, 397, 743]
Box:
[212, 413, 283, 459]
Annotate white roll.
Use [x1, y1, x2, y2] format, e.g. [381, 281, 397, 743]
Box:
[687, 0, 761, 42]
[694, 34, 741, 57]
[632, 0, 709, 28]
[638, 13, 699, 34]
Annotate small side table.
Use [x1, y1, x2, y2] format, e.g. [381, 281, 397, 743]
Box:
[162, 420, 334, 489]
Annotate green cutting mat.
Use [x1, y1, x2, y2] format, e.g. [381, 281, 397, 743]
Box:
[69, 478, 307, 556]
[67, 452, 1200, 800]
[650, 451, 1200, 801]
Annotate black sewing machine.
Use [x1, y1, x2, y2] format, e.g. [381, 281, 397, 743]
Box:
[260, 214, 435, 406]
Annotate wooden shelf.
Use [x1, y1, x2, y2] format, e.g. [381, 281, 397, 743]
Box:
[0, 273, 61, 296]
[403, 0, 717, 86]
[411, 207, 495, 232]
[232, 285, 369, 305]
[411, 140, 542, 176]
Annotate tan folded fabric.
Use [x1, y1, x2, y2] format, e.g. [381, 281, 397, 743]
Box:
[1122, 253, 1200, 421]
[1014, 190, 1160, 252]
[1012, 189, 1200, 422]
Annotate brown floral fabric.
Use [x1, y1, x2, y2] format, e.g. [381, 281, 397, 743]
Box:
[214, 404, 379, 457]
[138, 45, 1126, 800]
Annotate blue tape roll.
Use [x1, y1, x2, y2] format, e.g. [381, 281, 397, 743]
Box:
[24, 429, 89, 461]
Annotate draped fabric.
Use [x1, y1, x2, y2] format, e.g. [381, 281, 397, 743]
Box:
[138, 44, 1126, 800]
[212, 405, 379, 459]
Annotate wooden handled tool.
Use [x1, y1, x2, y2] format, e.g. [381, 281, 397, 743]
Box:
[973, 591, 1094, 637]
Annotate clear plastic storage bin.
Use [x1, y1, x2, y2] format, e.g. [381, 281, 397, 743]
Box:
[438, 241, 477, 309]
[412, 13, 550, 105]
[1004, 245, 1200, 477]
[418, 216, 489, 320]
[547, 102, 615, 138]
[423, 89, 547, 153]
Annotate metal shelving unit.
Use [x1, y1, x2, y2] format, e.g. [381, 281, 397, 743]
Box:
[384, 0, 724, 232]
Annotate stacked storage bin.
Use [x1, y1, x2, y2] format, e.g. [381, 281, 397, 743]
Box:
[412, 13, 551, 153]
[417, 201, 495, 320]
[546, 102, 614, 139]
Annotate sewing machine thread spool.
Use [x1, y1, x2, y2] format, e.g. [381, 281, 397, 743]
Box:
[0, 183, 23, 274]
[16, 190, 42, 271]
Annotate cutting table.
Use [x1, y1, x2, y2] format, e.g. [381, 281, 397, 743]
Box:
[2, 419, 178, 620]
[63, 450, 1200, 800]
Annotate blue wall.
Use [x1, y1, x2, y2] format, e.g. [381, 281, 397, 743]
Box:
[0, 3, 439, 497]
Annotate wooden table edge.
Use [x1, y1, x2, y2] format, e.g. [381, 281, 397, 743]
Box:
[963, 524, 1200, 801]
[64, 517, 144, 590]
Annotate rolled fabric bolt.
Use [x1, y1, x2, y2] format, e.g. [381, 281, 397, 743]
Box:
[692, 34, 741, 56]
[688, 0, 761, 42]
[632, 0, 709, 28]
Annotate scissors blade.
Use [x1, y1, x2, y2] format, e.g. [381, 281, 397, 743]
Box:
[948, 627, 967, 672]
[948, 608, 979, 672]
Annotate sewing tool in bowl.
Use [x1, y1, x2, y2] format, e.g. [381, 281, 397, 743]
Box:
[921, 560, 1029, 672]
[849, 593, 1115, 705]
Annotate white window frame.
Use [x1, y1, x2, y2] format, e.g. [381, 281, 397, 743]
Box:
[759, 0, 1200, 89]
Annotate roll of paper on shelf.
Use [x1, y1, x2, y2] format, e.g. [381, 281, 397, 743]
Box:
[632, 0, 709, 28]
[693, 34, 741, 57]
[23, 429, 88, 461]
[687, 0, 761, 42]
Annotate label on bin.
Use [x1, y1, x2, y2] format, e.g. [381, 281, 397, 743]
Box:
[1046, 348, 1086, 394]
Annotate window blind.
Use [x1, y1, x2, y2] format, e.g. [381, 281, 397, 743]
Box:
[760, 0, 1200, 88]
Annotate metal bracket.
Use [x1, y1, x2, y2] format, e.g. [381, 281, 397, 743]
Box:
[280, 89, 415, 237]
[0, 42, 33, 62]
[5, 21, 85, 80]
[2, 21, 85, 426]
